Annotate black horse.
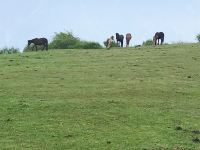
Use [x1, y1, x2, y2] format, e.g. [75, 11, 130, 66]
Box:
[116, 33, 124, 47]
[28, 38, 48, 51]
[153, 32, 164, 45]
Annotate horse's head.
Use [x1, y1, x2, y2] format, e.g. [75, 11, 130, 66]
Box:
[155, 32, 160, 38]
[28, 40, 32, 47]
[153, 36, 157, 45]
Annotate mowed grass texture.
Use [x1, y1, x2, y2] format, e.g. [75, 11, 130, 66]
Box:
[0, 44, 200, 149]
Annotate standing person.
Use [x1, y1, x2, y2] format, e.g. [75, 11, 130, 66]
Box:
[126, 33, 132, 47]
[106, 36, 114, 49]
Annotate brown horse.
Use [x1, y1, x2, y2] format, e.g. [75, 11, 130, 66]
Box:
[153, 32, 164, 45]
[28, 38, 48, 51]
[126, 33, 132, 47]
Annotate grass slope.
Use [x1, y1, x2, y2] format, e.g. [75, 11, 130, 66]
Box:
[0, 44, 200, 149]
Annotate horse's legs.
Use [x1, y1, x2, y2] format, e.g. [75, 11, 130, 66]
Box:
[121, 41, 123, 47]
[33, 45, 35, 51]
[46, 43, 48, 51]
[42, 45, 45, 51]
[126, 40, 129, 47]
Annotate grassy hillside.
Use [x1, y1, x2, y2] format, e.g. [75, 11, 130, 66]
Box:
[0, 44, 200, 149]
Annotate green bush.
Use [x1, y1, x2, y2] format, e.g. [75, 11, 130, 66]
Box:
[142, 39, 154, 46]
[49, 32, 79, 49]
[0, 47, 19, 54]
[103, 40, 118, 48]
[75, 41, 102, 49]
[49, 31, 102, 49]
[196, 34, 200, 42]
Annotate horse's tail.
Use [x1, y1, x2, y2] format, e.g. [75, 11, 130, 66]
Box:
[162, 33, 165, 44]
[161, 38, 164, 45]
[160, 32, 164, 44]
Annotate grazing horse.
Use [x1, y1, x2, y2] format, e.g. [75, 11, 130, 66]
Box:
[116, 33, 124, 47]
[106, 36, 114, 49]
[153, 32, 164, 45]
[126, 33, 132, 47]
[28, 38, 48, 51]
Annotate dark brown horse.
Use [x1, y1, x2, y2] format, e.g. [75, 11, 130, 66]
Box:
[153, 32, 164, 45]
[28, 38, 48, 51]
[126, 33, 132, 47]
[116, 33, 124, 47]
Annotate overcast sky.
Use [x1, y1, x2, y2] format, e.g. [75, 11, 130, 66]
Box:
[0, 0, 200, 50]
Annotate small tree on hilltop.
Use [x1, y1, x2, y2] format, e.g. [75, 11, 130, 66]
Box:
[142, 39, 154, 46]
[49, 31, 102, 49]
[49, 32, 80, 49]
[196, 34, 200, 42]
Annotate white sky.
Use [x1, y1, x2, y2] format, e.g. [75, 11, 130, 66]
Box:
[0, 0, 200, 50]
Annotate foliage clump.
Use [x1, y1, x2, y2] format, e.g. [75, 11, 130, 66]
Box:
[103, 40, 118, 48]
[196, 34, 200, 42]
[49, 32, 102, 49]
[142, 39, 154, 46]
[0, 47, 19, 54]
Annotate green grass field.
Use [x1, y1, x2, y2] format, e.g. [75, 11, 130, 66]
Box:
[0, 44, 200, 149]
